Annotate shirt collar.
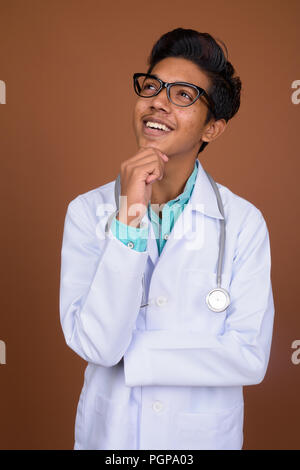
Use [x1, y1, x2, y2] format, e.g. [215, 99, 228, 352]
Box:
[146, 158, 224, 221]
[147, 159, 198, 222]
[148, 159, 198, 213]
[169, 158, 198, 205]
[170, 158, 224, 220]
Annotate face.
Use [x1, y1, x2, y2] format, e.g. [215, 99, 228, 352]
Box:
[132, 57, 216, 159]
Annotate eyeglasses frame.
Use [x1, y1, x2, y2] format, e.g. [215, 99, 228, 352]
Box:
[133, 72, 215, 116]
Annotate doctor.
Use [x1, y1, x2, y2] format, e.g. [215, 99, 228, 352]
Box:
[59, 28, 275, 450]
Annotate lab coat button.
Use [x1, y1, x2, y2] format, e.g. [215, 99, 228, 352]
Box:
[152, 401, 163, 412]
[156, 296, 167, 307]
[163, 233, 169, 240]
[127, 241, 134, 249]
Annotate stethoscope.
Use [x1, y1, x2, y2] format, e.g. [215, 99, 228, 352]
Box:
[105, 171, 231, 313]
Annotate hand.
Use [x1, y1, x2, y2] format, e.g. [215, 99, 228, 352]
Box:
[116, 146, 169, 227]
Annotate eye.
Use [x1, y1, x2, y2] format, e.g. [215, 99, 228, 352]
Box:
[141, 78, 160, 93]
[181, 91, 192, 100]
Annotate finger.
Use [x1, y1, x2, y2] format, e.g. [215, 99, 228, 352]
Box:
[145, 167, 165, 184]
[146, 173, 162, 184]
[126, 156, 165, 176]
[132, 161, 163, 182]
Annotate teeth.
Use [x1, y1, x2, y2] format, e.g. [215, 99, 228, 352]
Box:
[145, 121, 171, 132]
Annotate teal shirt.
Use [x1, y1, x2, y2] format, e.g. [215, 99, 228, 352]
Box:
[110, 159, 199, 255]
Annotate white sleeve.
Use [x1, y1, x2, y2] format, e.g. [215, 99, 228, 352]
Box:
[123, 210, 275, 387]
[59, 196, 148, 366]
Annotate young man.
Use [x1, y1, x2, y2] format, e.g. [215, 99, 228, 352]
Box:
[59, 28, 275, 450]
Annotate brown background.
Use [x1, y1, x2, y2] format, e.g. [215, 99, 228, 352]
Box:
[0, 0, 299, 450]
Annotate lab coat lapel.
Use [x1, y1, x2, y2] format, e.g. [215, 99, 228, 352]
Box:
[138, 210, 159, 266]
[147, 214, 159, 265]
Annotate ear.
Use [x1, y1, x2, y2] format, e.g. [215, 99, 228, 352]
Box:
[201, 118, 227, 144]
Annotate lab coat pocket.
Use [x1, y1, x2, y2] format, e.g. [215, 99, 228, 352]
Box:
[175, 402, 244, 450]
[181, 269, 229, 334]
[89, 393, 137, 450]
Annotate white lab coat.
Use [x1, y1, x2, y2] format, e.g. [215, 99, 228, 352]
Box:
[59, 159, 275, 450]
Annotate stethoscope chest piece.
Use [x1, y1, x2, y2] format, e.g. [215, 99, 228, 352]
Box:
[206, 288, 230, 313]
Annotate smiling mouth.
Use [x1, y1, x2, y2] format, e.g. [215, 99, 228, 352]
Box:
[142, 120, 174, 137]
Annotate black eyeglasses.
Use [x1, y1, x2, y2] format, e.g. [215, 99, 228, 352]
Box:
[133, 72, 215, 115]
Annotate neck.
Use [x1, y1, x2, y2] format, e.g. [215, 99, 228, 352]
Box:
[150, 157, 197, 205]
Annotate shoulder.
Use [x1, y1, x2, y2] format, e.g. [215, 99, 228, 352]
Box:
[213, 182, 272, 269]
[65, 179, 116, 225]
[215, 180, 269, 236]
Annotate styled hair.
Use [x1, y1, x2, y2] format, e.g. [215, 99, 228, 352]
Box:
[146, 28, 242, 153]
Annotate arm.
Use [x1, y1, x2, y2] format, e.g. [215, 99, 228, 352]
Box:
[123, 210, 275, 387]
[59, 196, 148, 367]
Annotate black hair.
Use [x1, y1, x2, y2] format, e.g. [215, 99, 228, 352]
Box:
[146, 28, 242, 153]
